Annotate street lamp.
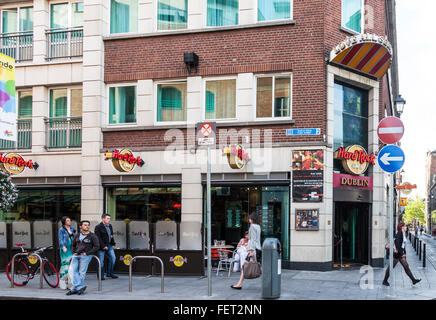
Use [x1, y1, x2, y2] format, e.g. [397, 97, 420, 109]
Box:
[395, 95, 406, 117]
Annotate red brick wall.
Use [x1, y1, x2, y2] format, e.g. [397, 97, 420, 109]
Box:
[103, 0, 391, 149]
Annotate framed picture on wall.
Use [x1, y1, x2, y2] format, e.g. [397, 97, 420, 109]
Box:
[296, 209, 319, 231]
[292, 150, 324, 202]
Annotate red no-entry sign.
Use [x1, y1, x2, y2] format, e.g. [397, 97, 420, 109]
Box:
[377, 116, 404, 144]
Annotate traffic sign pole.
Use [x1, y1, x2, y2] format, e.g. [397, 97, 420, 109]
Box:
[389, 173, 395, 296]
[207, 144, 212, 296]
[196, 122, 215, 296]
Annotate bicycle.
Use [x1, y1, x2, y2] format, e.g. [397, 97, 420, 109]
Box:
[6, 243, 59, 288]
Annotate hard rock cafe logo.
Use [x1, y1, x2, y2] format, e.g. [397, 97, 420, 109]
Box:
[170, 255, 187, 267]
[120, 254, 133, 266]
[395, 182, 417, 195]
[222, 145, 250, 169]
[104, 149, 144, 173]
[0, 153, 39, 175]
[334, 145, 375, 175]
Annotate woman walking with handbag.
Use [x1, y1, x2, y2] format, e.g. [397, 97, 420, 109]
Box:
[231, 213, 262, 290]
[382, 222, 421, 286]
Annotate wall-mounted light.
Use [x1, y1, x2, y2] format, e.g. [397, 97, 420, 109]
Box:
[184, 52, 199, 74]
[395, 95, 406, 117]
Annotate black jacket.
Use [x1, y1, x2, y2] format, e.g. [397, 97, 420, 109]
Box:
[94, 222, 116, 250]
[394, 231, 406, 258]
[72, 232, 100, 256]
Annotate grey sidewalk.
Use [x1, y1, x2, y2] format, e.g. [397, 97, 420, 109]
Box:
[0, 240, 435, 300]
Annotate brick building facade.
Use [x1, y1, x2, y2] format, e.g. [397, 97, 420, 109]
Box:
[1, 0, 401, 273]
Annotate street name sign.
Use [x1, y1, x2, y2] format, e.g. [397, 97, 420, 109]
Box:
[286, 128, 321, 136]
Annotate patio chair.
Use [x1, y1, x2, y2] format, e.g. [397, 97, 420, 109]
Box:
[216, 248, 237, 277]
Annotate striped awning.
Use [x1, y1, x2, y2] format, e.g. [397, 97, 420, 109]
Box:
[330, 34, 393, 78]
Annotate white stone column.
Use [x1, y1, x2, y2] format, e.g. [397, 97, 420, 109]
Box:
[139, 0, 154, 33]
[33, 0, 49, 64]
[31, 86, 48, 153]
[237, 73, 254, 122]
[188, 0, 203, 29]
[181, 167, 203, 223]
[239, 0, 256, 25]
[187, 76, 202, 125]
[81, 0, 108, 221]
[137, 79, 154, 126]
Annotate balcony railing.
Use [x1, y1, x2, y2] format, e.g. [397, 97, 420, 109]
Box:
[0, 119, 32, 150]
[46, 27, 83, 60]
[0, 31, 33, 62]
[45, 117, 82, 149]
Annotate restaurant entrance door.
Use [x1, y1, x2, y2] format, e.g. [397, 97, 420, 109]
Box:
[334, 202, 370, 266]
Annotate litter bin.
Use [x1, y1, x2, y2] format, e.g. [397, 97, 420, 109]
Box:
[261, 238, 281, 299]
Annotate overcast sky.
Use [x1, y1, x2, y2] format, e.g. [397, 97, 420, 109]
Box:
[395, 1, 436, 199]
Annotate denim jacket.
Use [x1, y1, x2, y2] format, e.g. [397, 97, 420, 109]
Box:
[58, 226, 76, 249]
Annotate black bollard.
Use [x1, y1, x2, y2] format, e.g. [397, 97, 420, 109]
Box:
[419, 240, 422, 260]
[423, 243, 426, 268]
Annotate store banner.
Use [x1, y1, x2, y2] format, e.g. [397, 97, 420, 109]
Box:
[0, 53, 16, 142]
[292, 150, 324, 202]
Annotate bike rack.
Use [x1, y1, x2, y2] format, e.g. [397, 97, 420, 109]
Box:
[69, 255, 102, 292]
[129, 256, 164, 293]
[10, 252, 44, 289]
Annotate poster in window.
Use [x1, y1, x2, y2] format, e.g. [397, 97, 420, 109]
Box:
[292, 150, 324, 202]
[296, 209, 319, 231]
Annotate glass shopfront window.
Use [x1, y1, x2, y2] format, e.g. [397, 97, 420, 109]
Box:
[106, 187, 181, 222]
[333, 81, 368, 173]
[205, 185, 289, 260]
[0, 188, 81, 223]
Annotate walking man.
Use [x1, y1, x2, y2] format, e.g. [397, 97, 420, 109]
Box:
[66, 220, 100, 296]
[95, 214, 118, 279]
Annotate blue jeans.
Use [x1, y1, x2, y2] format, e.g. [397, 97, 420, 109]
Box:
[69, 254, 92, 291]
[97, 245, 116, 277]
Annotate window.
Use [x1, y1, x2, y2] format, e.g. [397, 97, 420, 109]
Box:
[256, 75, 291, 118]
[110, 0, 138, 34]
[1, 189, 81, 222]
[158, 0, 188, 30]
[342, 0, 363, 33]
[258, 0, 291, 22]
[50, 2, 83, 29]
[205, 79, 236, 120]
[106, 187, 182, 222]
[1, 6, 33, 33]
[333, 82, 368, 172]
[18, 91, 32, 118]
[48, 88, 82, 148]
[207, 0, 238, 27]
[49, 88, 82, 117]
[157, 82, 187, 122]
[109, 85, 136, 124]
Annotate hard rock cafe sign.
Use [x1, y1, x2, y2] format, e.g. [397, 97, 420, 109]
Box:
[0, 152, 39, 175]
[334, 145, 375, 175]
[104, 149, 144, 173]
[222, 145, 250, 169]
[395, 182, 417, 195]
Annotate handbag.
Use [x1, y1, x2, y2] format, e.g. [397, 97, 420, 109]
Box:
[243, 259, 262, 279]
[385, 241, 398, 254]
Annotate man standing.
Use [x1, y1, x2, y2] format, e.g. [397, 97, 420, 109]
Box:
[95, 214, 118, 280]
[67, 220, 100, 296]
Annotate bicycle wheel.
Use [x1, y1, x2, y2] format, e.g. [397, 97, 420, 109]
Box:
[6, 259, 30, 286]
[42, 261, 59, 288]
